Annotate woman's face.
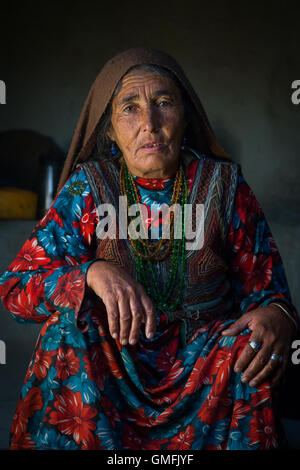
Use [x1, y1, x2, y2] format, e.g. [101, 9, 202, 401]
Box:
[107, 69, 187, 178]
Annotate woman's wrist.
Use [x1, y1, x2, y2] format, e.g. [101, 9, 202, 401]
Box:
[86, 259, 107, 289]
[268, 301, 298, 333]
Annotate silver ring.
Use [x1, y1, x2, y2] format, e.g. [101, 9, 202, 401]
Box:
[270, 353, 283, 363]
[248, 340, 261, 353]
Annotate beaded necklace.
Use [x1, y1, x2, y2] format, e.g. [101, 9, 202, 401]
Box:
[119, 159, 188, 312]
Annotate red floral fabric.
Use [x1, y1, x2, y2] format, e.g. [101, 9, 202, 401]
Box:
[0, 156, 298, 450]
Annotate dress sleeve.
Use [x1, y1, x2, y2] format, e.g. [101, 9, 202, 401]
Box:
[0, 165, 101, 331]
[225, 168, 299, 335]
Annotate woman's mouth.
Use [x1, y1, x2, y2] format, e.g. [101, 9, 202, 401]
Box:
[140, 143, 167, 153]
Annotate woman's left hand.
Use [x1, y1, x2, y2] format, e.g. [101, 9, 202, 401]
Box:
[221, 304, 295, 387]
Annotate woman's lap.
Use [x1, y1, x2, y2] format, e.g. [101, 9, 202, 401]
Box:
[9, 315, 283, 450]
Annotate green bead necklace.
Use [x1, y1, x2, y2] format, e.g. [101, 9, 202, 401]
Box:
[120, 160, 188, 312]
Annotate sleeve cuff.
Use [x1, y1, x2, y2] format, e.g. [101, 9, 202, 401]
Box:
[75, 258, 111, 332]
[261, 297, 300, 337]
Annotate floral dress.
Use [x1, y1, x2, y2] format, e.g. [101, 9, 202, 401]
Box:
[0, 155, 298, 450]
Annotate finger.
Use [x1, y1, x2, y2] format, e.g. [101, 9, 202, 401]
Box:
[269, 365, 285, 387]
[248, 351, 284, 388]
[271, 354, 288, 386]
[139, 291, 156, 339]
[103, 296, 120, 339]
[117, 292, 132, 345]
[234, 334, 263, 373]
[128, 295, 144, 345]
[240, 345, 273, 385]
[270, 366, 285, 387]
[222, 315, 249, 336]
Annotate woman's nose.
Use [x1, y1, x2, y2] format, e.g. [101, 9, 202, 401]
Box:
[141, 105, 160, 132]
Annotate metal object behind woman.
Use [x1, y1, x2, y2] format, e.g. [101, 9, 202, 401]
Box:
[37, 153, 62, 219]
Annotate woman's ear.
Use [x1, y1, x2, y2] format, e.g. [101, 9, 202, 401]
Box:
[106, 124, 115, 142]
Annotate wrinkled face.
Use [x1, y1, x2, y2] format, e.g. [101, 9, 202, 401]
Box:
[107, 70, 187, 178]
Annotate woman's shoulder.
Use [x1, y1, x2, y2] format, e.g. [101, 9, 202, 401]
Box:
[76, 157, 121, 178]
[203, 154, 241, 172]
[182, 147, 241, 170]
[182, 149, 241, 190]
[51, 164, 90, 203]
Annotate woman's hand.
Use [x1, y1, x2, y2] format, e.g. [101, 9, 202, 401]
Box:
[86, 260, 156, 345]
[222, 304, 295, 387]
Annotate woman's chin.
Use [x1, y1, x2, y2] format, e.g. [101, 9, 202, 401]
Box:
[142, 151, 175, 164]
[139, 156, 174, 174]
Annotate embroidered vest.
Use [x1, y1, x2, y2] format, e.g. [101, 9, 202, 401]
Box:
[80, 148, 240, 345]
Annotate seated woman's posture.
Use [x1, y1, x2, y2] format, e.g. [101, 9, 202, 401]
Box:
[0, 47, 299, 450]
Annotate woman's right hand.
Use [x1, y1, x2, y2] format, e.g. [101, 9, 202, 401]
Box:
[86, 260, 156, 345]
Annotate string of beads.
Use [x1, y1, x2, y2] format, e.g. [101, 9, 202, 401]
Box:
[119, 158, 188, 311]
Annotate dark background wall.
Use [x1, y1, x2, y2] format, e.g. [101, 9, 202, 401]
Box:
[0, 0, 299, 449]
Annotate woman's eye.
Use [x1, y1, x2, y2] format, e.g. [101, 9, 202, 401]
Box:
[124, 105, 133, 113]
[158, 100, 172, 108]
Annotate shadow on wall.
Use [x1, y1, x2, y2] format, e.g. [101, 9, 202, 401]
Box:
[212, 118, 243, 166]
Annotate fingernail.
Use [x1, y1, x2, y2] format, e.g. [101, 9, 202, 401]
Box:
[121, 339, 127, 345]
[234, 367, 240, 373]
[147, 331, 154, 339]
[241, 375, 248, 383]
[129, 339, 136, 345]
[249, 381, 256, 387]
[112, 333, 118, 339]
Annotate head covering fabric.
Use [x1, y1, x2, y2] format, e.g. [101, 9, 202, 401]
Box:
[57, 47, 231, 194]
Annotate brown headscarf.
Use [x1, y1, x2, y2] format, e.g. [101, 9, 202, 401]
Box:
[56, 47, 231, 194]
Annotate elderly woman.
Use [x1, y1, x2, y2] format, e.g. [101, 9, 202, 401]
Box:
[0, 47, 299, 451]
